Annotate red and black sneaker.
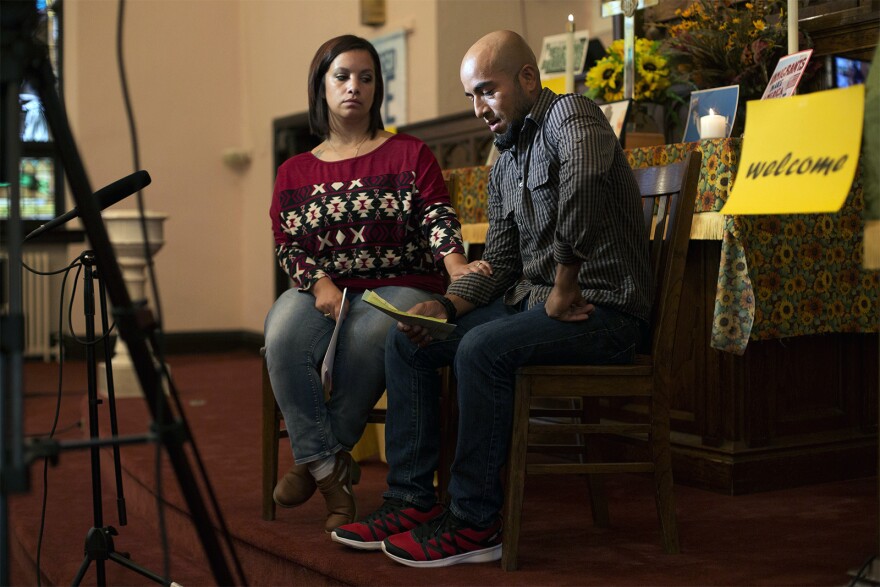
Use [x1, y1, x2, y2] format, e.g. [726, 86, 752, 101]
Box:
[331, 498, 443, 551]
[381, 510, 502, 568]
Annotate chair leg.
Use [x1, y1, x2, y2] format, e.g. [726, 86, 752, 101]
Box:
[650, 397, 679, 553]
[580, 398, 610, 528]
[261, 355, 280, 521]
[502, 375, 532, 571]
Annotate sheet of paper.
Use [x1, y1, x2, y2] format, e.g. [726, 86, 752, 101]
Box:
[321, 287, 347, 395]
[362, 289, 456, 340]
[721, 85, 865, 215]
[761, 49, 813, 100]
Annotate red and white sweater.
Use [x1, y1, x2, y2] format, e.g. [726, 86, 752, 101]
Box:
[270, 133, 465, 295]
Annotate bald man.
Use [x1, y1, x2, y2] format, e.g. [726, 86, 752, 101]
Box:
[333, 30, 651, 568]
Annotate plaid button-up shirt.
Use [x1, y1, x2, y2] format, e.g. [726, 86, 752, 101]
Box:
[447, 88, 652, 322]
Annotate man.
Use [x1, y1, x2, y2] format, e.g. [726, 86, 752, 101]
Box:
[332, 30, 652, 568]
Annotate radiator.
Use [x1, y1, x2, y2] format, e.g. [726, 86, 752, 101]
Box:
[22, 251, 54, 361]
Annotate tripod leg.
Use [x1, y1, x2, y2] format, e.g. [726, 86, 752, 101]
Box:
[109, 551, 174, 587]
[71, 556, 92, 586]
[72, 527, 115, 587]
[97, 275, 128, 526]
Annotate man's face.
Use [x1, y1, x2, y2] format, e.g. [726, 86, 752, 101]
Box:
[461, 60, 533, 149]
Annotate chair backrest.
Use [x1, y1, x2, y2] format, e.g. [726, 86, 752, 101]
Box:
[630, 151, 701, 365]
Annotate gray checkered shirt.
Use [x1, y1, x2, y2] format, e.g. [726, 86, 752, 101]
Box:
[447, 88, 652, 322]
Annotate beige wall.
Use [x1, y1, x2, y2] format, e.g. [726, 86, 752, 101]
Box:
[63, 0, 612, 336]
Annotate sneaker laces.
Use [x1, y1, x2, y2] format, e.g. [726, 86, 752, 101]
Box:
[364, 498, 407, 523]
[411, 509, 461, 543]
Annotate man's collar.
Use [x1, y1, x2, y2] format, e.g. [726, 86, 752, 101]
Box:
[523, 87, 558, 130]
[511, 87, 557, 154]
[494, 87, 558, 155]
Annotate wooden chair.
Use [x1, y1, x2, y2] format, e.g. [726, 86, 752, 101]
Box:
[501, 151, 701, 570]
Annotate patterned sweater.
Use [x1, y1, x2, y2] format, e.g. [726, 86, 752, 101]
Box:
[271, 133, 465, 295]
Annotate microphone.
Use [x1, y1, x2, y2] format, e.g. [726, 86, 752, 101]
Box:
[24, 170, 151, 242]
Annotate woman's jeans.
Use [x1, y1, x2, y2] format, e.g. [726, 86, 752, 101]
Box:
[264, 286, 436, 464]
[383, 297, 646, 528]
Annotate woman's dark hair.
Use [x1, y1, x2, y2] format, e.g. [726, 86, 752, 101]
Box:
[307, 35, 385, 140]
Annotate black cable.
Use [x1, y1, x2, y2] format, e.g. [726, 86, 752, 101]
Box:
[113, 2, 174, 578]
[63, 261, 116, 346]
[34, 257, 78, 587]
[24, 418, 81, 437]
[63, 258, 118, 346]
[114, 4, 246, 579]
[22, 257, 81, 276]
[849, 554, 878, 587]
[114, 3, 246, 582]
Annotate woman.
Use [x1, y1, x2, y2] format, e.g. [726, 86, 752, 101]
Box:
[265, 34, 485, 533]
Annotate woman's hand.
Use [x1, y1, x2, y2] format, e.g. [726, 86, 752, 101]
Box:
[445, 253, 493, 282]
[312, 277, 347, 320]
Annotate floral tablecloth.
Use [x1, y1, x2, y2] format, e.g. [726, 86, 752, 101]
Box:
[444, 138, 879, 355]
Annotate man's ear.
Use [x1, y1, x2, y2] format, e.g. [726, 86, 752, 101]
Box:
[518, 64, 540, 93]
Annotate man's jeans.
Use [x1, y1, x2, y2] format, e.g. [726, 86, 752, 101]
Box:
[383, 297, 646, 527]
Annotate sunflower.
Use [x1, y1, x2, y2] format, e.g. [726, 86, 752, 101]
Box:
[638, 53, 670, 84]
[585, 58, 620, 93]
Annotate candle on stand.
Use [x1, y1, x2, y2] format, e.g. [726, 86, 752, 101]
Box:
[700, 108, 727, 140]
[787, 0, 798, 54]
[565, 14, 574, 94]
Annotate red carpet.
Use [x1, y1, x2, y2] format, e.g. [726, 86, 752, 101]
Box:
[8, 352, 878, 585]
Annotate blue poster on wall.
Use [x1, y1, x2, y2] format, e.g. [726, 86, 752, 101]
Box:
[371, 29, 408, 128]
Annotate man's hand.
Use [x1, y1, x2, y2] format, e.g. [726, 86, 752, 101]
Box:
[546, 263, 594, 322]
[545, 285, 594, 321]
[397, 300, 448, 347]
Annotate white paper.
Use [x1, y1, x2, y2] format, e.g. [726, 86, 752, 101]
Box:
[320, 287, 347, 395]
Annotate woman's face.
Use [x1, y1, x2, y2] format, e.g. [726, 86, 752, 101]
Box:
[324, 49, 377, 128]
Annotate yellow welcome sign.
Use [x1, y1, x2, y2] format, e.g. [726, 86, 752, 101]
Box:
[721, 85, 865, 215]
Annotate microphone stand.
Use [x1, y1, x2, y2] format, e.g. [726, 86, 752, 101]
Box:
[70, 251, 171, 586]
[1, 4, 241, 584]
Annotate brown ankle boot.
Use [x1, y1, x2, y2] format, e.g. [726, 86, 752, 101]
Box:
[315, 451, 361, 532]
[273, 462, 317, 508]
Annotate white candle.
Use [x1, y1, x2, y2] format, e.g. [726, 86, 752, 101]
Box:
[700, 109, 727, 140]
[787, 0, 798, 54]
[565, 14, 574, 94]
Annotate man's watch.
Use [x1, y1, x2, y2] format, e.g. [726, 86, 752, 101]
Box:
[434, 295, 457, 323]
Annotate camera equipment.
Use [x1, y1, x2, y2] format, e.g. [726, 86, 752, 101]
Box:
[1, 2, 243, 584]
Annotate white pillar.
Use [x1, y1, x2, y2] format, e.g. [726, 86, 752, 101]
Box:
[98, 210, 168, 398]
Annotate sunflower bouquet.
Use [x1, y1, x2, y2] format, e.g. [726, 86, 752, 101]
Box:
[585, 37, 676, 103]
[661, 0, 810, 119]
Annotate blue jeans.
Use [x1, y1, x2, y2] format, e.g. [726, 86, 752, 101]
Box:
[264, 286, 436, 464]
[383, 297, 646, 527]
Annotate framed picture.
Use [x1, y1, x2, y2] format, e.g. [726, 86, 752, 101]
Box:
[371, 29, 408, 126]
[598, 99, 631, 141]
[682, 85, 740, 142]
[538, 30, 591, 77]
